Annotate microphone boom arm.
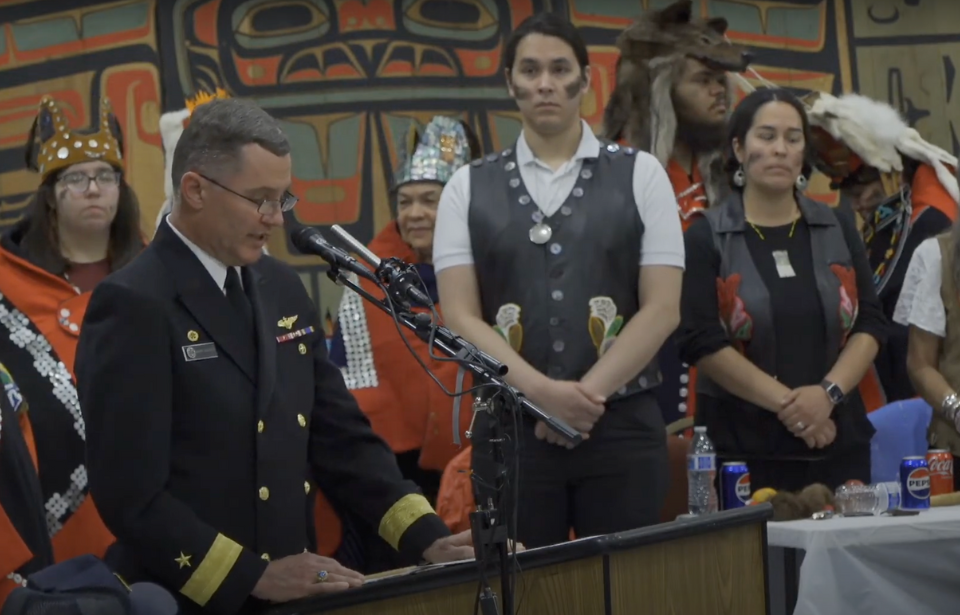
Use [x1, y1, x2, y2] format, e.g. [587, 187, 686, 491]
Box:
[327, 267, 582, 444]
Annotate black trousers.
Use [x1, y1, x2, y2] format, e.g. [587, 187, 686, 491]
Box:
[735, 443, 872, 493]
[472, 391, 669, 549]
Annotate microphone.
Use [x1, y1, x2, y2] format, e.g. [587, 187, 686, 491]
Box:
[329, 224, 433, 309]
[289, 226, 378, 284]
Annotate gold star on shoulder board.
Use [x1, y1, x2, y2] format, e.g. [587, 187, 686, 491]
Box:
[277, 315, 298, 330]
[175, 552, 192, 568]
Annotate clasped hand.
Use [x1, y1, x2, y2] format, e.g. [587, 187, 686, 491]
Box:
[778, 385, 836, 449]
[532, 380, 606, 448]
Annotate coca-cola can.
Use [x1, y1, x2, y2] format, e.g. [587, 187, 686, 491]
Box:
[927, 449, 954, 496]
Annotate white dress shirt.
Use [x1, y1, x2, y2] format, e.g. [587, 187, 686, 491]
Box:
[166, 214, 240, 294]
[432, 119, 685, 273]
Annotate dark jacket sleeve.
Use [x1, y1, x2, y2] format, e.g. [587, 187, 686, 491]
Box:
[76, 282, 267, 615]
[834, 206, 889, 345]
[0, 378, 52, 586]
[306, 303, 450, 563]
[677, 216, 731, 366]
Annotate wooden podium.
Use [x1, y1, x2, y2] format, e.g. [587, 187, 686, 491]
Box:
[267, 505, 773, 615]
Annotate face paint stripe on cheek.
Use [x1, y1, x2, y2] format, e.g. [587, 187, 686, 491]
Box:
[744, 151, 763, 170]
[564, 77, 584, 99]
[512, 83, 534, 101]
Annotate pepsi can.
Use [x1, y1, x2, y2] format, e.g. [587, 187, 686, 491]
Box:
[720, 462, 751, 510]
[900, 456, 931, 509]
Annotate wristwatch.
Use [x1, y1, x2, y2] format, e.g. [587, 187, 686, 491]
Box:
[941, 393, 960, 421]
[820, 380, 844, 406]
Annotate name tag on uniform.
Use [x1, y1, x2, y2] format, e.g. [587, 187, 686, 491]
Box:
[182, 342, 218, 362]
[772, 250, 796, 278]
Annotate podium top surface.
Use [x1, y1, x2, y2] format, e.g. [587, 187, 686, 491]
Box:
[265, 505, 772, 615]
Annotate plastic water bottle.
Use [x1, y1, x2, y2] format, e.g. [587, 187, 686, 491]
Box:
[834, 481, 901, 515]
[687, 426, 719, 515]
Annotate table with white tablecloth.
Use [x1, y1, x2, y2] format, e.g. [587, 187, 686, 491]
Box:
[766, 506, 960, 615]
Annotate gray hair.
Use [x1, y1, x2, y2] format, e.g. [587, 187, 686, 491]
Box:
[170, 98, 290, 197]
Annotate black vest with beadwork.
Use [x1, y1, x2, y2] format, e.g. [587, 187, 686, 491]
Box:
[696, 194, 858, 399]
[467, 141, 661, 399]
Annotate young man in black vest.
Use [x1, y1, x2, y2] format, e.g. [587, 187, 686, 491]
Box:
[434, 13, 684, 547]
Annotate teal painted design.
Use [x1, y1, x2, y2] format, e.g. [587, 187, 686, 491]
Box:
[281, 120, 327, 181]
[252, 86, 512, 108]
[568, 0, 674, 19]
[11, 19, 78, 51]
[83, 2, 151, 38]
[327, 115, 362, 178]
[401, 0, 500, 42]
[385, 114, 417, 157]
[232, 0, 331, 49]
[492, 114, 522, 150]
[710, 1, 823, 41]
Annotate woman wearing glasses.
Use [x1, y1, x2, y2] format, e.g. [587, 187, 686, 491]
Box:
[0, 95, 143, 587]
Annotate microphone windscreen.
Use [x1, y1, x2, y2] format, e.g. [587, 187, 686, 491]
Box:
[289, 225, 317, 254]
[128, 582, 180, 615]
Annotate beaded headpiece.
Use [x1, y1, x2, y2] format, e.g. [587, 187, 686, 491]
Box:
[392, 116, 479, 191]
[26, 95, 124, 181]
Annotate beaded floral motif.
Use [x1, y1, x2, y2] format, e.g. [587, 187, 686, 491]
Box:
[493, 303, 523, 352]
[587, 297, 623, 358]
[717, 273, 753, 353]
[830, 264, 859, 343]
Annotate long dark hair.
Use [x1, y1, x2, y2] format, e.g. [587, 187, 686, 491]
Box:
[21, 169, 144, 276]
[722, 87, 814, 190]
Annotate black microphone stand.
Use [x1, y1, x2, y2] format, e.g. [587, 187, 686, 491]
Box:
[323, 263, 581, 615]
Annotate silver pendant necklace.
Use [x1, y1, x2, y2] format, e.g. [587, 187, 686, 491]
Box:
[528, 164, 553, 245]
[528, 223, 552, 244]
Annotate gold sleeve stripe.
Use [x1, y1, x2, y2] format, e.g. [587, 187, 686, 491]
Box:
[378, 493, 436, 551]
[180, 534, 243, 607]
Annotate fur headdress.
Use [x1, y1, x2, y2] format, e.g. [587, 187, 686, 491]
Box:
[155, 88, 231, 228]
[25, 95, 124, 182]
[392, 115, 480, 193]
[804, 91, 960, 203]
[601, 0, 752, 205]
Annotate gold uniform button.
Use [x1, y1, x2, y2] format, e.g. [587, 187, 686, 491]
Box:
[304, 481, 311, 494]
[297, 414, 306, 428]
[261, 553, 270, 561]
[257, 420, 264, 433]
[259, 487, 269, 501]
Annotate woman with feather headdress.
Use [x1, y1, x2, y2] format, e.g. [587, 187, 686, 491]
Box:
[807, 91, 959, 403]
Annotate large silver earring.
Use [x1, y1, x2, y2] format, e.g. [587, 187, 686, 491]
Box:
[795, 174, 808, 191]
[733, 166, 745, 187]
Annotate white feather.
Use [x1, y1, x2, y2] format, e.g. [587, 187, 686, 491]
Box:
[808, 93, 959, 203]
[159, 109, 191, 203]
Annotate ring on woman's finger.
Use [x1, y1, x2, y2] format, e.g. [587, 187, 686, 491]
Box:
[316, 570, 328, 583]
[795, 421, 806, 431]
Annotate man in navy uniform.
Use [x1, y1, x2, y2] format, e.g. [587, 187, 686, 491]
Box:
[75, 98, 473, 615]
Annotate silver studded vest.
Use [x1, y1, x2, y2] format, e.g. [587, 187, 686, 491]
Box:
[467, 142, 661, 399]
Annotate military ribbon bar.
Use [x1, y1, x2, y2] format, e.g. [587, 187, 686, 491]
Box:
[276, 326, 316, 343]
